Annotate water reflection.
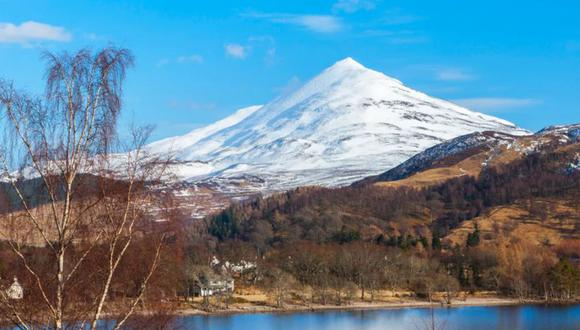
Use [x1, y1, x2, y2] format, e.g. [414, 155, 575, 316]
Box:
[177, 305, 580, 330]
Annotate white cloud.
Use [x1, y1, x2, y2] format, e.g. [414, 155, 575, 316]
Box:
[225, 43, 247, 59]
[243, 13, 342, 33]
[452, 98, 540, 111]
[0, 21, 71, 44]
[177, 55, 204, 63]
[156, 54, 204, 67]
[436, 68, 474, 82]
[333, 0, 375, 13]
[295, 15, 342, 33]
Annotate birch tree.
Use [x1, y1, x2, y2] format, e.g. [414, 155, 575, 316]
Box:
[0, 48, 173, 329]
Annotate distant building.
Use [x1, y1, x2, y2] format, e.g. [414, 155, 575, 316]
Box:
[6, 277, 23, 300]
[210, 256, 257, 277]
[191, 274, 234, 297]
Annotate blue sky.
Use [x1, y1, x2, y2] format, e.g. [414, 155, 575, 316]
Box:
[1, 0, 579, 140]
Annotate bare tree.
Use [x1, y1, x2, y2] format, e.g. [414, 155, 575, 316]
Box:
[343, 242, 386, 302]
[0, 48, 173, 329]
[262, 267, 297, 308]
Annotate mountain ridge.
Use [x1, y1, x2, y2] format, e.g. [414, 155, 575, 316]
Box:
[358, 123, 580, 188]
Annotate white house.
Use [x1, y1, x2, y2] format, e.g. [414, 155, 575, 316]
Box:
[192, 275, 234, 297]
[6, 277, 23, 300]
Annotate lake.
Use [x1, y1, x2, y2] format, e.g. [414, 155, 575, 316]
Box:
[175, 304, 580, 330]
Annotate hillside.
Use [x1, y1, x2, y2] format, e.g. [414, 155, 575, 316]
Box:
[358, 124, 580, 189]
[207, 124, 580, 250]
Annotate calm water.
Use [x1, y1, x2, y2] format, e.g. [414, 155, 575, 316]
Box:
[175, 304, 580, 330]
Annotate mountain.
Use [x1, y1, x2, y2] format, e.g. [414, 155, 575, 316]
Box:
[147, 58, 528, 197]
[359, 123, 580, 188]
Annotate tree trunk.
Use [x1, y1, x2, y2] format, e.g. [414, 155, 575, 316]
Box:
[56, 249, 65, 330]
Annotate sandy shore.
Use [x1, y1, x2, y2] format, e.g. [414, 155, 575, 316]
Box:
[176, 297, 523, 317]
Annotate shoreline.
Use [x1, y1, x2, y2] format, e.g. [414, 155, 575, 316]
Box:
[175, 297, 537, 317]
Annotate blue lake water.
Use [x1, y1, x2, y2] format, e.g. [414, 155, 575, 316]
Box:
[175, 304, 580, 330]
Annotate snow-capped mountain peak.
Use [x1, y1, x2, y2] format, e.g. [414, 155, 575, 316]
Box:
[146, 58, 529, 192]
[322, 57, 401, 85]
[333, 57, 364, 69]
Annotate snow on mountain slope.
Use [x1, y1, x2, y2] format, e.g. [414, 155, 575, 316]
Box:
[147, 105, 262, 156]
[146, 57, 529, 191]
[144, 105, 262, 179]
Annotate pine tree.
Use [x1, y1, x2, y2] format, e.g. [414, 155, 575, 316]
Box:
[466, 223, 481, 247]
[432, 231, 442, 251]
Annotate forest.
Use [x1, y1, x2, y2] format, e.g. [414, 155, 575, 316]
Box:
[197, 146, 580, 304]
